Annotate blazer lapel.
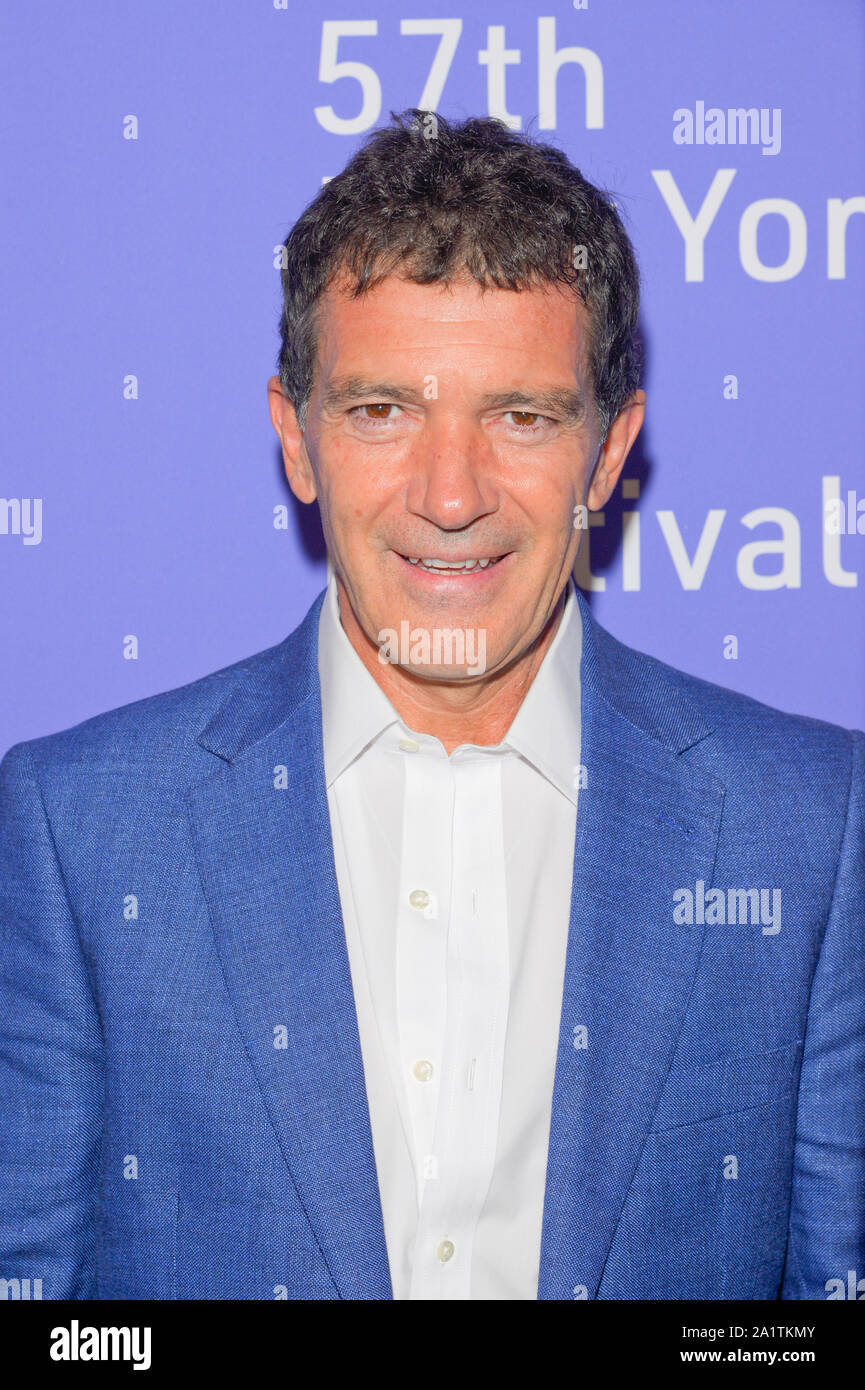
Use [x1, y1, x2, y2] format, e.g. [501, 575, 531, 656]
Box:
[538, 593, 725, 1300]
[187, 594, 392, 1300]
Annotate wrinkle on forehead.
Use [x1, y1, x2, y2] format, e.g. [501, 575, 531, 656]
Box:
[311, 272, 590, 391]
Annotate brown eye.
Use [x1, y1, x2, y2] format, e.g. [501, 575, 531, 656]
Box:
[510, 411, 539, 426]
[363, 403, 393, 418]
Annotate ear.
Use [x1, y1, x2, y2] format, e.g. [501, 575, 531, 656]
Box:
[267, 376, 317, 504]
[586, 390, 646, 510]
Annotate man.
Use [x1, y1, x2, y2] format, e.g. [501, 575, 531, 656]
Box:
[0, 112, 862, 1302]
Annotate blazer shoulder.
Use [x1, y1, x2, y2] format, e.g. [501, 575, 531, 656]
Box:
[3, 591, 328, 784]
[590, 614, 862, 776]
[2, 630, 297, 785]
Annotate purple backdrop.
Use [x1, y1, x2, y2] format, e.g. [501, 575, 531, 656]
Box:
[2, 0, 863, 754]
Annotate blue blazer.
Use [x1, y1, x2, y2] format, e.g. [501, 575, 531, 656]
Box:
[1, 589, 862, 1300]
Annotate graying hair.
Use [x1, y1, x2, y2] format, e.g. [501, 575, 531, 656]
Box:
[277, 110, 642, 442]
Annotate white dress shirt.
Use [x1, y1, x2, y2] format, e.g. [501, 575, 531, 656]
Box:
[318, 575, 582, 1299]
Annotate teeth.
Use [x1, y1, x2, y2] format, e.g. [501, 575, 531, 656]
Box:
[406, 556, 499, 571]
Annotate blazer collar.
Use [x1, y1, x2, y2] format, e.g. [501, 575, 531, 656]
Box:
[197, 591, 326, 764]
[198, 585, 714, 768]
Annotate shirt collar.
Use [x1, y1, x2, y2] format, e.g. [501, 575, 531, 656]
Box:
[318, 571, 582, 802]
[502, 579, 582, 805]
[317, 572, 400, 787]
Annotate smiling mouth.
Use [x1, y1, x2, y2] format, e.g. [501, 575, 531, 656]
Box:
[396, 553, 508, 573]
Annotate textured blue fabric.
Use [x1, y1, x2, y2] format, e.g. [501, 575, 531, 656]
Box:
[0, 589, 862, 1300]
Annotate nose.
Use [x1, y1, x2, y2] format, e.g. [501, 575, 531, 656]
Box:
[405, 416, 499, 531]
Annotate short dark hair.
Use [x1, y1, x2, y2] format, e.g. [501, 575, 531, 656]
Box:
[276, 110, 641, 442]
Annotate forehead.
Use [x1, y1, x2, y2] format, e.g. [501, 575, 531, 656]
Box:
[311, 272, 589, 388]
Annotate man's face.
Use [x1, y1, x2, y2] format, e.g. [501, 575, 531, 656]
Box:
[270, 272, 643, 683]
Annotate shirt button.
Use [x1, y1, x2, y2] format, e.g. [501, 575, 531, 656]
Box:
[409, 889, 430, 910]
[399, 737, 420, 752]
[436, 1239, 455, 1263]
[413, 1059, 434, 1082]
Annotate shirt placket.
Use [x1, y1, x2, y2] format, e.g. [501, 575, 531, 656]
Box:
[396, 742, 452, 1214]
[408, 750, 510, 1299]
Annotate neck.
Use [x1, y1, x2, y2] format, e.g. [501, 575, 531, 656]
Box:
[336, 581, 568, 755]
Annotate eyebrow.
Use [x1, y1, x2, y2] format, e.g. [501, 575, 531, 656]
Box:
[320, 378, 423, 412]
[477, 388, 587, 425]
[320, 377, 588, 424]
